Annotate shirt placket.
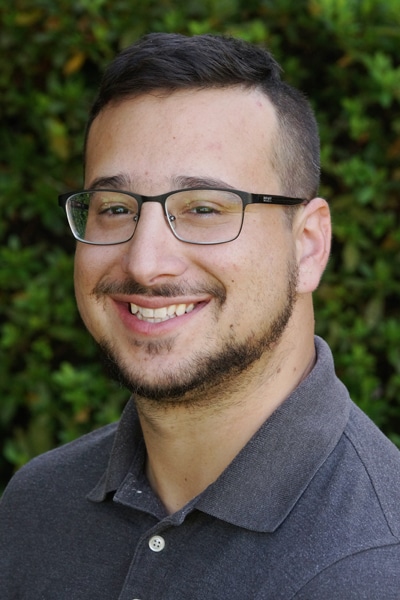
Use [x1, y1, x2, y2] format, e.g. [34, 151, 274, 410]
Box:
[116, 522, 174, 600]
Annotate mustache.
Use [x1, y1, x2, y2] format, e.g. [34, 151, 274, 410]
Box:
[92, 279, 226, 303]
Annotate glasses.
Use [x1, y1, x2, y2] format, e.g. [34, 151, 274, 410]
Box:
[58, 187, 306, 246]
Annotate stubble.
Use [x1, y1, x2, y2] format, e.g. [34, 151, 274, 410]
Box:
[96, 260, 299, 408]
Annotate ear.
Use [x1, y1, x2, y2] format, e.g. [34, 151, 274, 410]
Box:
[294, 197, 331, 294]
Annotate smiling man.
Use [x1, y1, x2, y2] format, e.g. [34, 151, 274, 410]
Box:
[1, 33, 400, 599]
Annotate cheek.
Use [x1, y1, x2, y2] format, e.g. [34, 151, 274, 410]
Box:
[74, 247, 94, 295]
[225, 234, 296, 307]
[74, 245, 119, 286]
[73, 246, 112, 316]
[73, 251, 93, 324]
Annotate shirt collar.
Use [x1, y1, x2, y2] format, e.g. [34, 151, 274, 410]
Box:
[88, 337, 350, 532]
[88, 398, 143, 502]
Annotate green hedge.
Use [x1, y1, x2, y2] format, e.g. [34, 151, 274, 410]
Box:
[1, 0, 400, 490]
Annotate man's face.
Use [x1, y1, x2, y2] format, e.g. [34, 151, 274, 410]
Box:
[75, 87, 301, 406]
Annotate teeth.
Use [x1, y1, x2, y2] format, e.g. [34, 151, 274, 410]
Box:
[130, 302, 195, 322]
[175, 304, 186, 316]
[155, 307, 167, 319]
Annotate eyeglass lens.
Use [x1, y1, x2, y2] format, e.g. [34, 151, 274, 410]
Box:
[66, 190, 245, 245]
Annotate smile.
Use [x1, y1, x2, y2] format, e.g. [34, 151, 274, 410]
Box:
[130, 302, 196, 323]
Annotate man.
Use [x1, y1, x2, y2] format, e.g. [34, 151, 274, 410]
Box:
[1, 33, 400, 599]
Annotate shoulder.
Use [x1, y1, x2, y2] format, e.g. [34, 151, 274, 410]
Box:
[294, 543, 400, 599]
[309, 401, 400, 543]
[0, 422, 121, 595]
[287, 407, 400, 598]
[1, 421, 118, 503]
[344, 403, 400, 537]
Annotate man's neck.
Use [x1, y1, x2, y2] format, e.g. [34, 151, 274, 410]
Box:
[136, 328, 316, 514]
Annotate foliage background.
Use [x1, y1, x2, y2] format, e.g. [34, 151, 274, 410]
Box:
[1, 0, 400, 490]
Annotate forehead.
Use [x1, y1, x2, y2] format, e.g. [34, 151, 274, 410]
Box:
[85, 87, 280, 194]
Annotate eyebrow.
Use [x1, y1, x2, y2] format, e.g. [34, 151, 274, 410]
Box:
[172, 175, 235, 190]
[86, 173, 235, 192]
[87, 174, 132, 190]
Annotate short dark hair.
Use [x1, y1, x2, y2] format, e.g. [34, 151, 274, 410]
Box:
[86, 33, 320, 200]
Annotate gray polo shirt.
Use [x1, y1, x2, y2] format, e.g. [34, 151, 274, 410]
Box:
[1, 337, 400, 598]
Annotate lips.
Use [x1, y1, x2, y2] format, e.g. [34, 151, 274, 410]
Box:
[129, 302, 195, 323]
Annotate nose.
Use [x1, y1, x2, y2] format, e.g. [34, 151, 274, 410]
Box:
[121, 202, 188, 285]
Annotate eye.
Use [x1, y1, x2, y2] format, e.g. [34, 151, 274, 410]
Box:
[87, 191, 138, 218]
[99, 204, 131, 215]
[188, 203, 221, 215]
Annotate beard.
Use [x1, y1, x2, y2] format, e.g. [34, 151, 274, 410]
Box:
[96, 260, 299, 408]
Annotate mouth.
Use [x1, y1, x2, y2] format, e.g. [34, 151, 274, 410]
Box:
[129, 302, 196, 323]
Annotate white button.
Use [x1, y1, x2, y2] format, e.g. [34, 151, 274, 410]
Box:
[148, 535, 165, 552]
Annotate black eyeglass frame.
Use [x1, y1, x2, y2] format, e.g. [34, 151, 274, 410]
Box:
[58, 187, 306, 246]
